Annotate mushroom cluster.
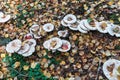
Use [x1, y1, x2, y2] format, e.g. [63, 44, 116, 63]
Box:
[103, 59, 120, 80]
[43, 37, 71, 52]
[61, 14, 120, 37]
[0, 11, 11, 23]
[29, 23, 54, 39]
[6, 37, 36, 57]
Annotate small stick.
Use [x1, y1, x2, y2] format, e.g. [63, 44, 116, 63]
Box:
[95, 57, 102, 80]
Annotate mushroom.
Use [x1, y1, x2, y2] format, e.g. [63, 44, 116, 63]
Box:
[43, 23, 54, 32]
[103, 59, 120, 80]
[58, 40, 71, 52]
[63, 14, 77, 24]
[43, 40, 50, 50]
[107, 24, 120, 37]
[23, 39, 36, 47]
[21, 46, 35, 57]
[58, 30, 68, 37]
[96, 21, 109, 33]
[0, 11, 11, 23]
[84, 19, 97, 30]
[29, 24, 41, 38]
[6, 39, 22, 53]
[68, 21, 80, 31]
[43, 37, 62, 50]
[79, 19, 89, 31]
[77, 22, 88, 33]
[17, 43, 30, 54]
[61, 20, 70, 27]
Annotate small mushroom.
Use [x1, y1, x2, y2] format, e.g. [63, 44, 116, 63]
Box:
[24, 39, 36, 47]
[68, 21, 79, 31]
[58, 30, 68, 37]
[0, 11, 11, 23]
[17, 43, 30, 54]
[63, 14, 77, 24]
[43, 23, 54, 32]
[43, 37, 62, 50]
[61, 20, 70, 27]
[79, 19, 89, 31]
[77, 22, 88, 33]
[103, 59, 120, 80]
[6, 39, 22, 53]
[58, 40, 71, 52]
[84, 19, 97, 30]
[96, 21, 109, 33]
[29, 24, 41, 39]
[21, 46, 35, 57]
[107, 24, 120, 37]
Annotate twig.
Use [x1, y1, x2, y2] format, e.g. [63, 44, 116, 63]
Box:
[95, 57, 102, 80]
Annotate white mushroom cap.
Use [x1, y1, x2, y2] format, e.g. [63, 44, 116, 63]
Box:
[58, 40, 71, 52]
[103, 59, 120, 80]
[21, 46, 35, 57]
[84, 19, 97, 30]
[107, 24, 120, 37]
[96, 21, 108, 33]
[0, 12, 11, 23]
[58, 30, 68, 37]
[33, 33, 41, 39]
[6, 39, 22, 53]
[63, 14, 77, 24]
[17, 43, 30, 54]
[68, 21, 79, 31]
[107, 24, 115, 36]
[79, 19, 89, 31]
[43, 40, 50, 49]
[49, 37, 62, 50]
[77, 23, 88, 33]
[29, 24, 41, 39]
[43, 23, 54, 32]
[24, 39, 36, 47]
[61, 20, 70, 27]
[43, 37, 62, 50]
[30, 24, 40, 33]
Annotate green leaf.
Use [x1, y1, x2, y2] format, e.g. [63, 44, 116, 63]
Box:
[87, 18, 92, 23]
[115, 45, 120, 50]
[0, 37, 11, 46]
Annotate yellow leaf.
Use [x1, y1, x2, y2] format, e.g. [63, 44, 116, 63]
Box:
[23, 65, 29, 70]
[14, 62, 20, 68]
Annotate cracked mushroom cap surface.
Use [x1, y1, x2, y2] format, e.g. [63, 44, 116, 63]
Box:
[6, 39, 22, 53]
